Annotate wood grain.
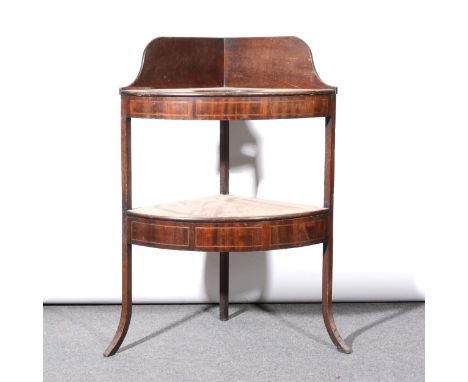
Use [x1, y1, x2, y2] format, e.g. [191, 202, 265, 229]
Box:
[127, 195, 325, 222]
[123, 36, 335, 92]
[126, 94, 331, 120]
[126, 214, 327, 252]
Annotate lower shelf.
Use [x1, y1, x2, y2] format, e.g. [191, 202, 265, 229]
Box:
[126, 195, 328, 252]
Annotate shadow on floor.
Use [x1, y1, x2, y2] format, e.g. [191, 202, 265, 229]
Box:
[342, 303, 422, 348]
[204, 251, 269, 304]
[118, 305, 215, 354]
[217, 120, 262, 196]
[254, 302, 423, 350]
[112, 302, 422, 353]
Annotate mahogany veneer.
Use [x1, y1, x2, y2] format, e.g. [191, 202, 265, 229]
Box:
[127, 195, 328, 252]
[104, 36, 351, 357]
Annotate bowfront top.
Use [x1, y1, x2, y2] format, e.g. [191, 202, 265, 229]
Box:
[120, 37, 336, 97]
[120, 37, 336, 120]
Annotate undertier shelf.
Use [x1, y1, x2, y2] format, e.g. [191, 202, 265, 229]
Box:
[126, 195, 329, 252]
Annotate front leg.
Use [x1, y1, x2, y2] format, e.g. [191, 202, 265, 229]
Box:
[322, 240, 351, 353]
[104, 243, 132, 357]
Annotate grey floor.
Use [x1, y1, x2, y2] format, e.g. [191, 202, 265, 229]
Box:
[44, 303, 424, 382]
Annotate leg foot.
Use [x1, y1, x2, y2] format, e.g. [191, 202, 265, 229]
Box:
[103, 304, 132, 357]
[104, 244, 132, 357]
[219, 251, 229, 321]
[322, 241, 352, 354]
[322, 303, 352, 354]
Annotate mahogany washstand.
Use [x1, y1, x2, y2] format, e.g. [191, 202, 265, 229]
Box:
[104, 37, 351, 356]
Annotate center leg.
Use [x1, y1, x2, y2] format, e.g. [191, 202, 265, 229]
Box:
[219, 120, 230, 320]
[220, 251, 229, 320]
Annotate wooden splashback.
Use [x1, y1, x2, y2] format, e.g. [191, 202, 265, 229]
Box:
[128, 37, 333, 91]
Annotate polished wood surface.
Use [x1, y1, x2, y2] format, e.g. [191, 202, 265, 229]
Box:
[127, 195, 328, 251]
[224, 37, 330, 89]
[123, 37, 335, 92]
[103, 100, 133, 357]
[128, 37, 224, 89]
[219, 120, 229, 320]
[322, 94, 351, 353]
[120, 87, 333, 96]
[127, 214, 327, 252]
[104, 36, 351, 356]
[121, 36, 335, 121]
[126, 94, 331, 120]
[128, 195, 325, 221]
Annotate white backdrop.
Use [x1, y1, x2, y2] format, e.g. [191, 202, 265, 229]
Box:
[10, 0, 468, 304]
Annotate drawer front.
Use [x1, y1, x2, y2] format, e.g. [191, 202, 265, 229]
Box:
[270, 218, 326, 248]
[127, 214, 327, 251]
[195, 226, 263, 250]
[130, 221, 190, 248]
[126, 95, 331, 120]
